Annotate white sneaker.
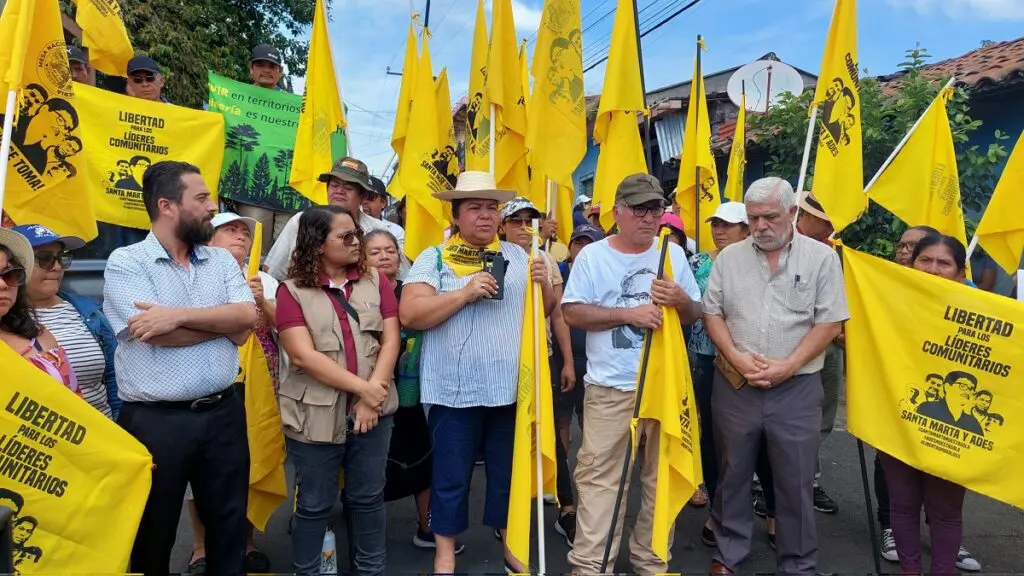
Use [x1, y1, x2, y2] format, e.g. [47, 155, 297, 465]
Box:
[880, 528, 899, 562]
[957, 546, 982, 571]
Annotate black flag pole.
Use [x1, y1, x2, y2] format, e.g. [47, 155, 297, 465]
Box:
[598, 238, 670, 574]
[631, 0, 653, 176]
[693, 34, 703, 251]
[423, 0, 431, 27]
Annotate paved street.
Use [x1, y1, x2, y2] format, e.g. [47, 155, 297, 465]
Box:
[170, 407, 1024, 574]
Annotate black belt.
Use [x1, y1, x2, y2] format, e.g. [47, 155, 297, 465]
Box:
[134, 385, 236, 412]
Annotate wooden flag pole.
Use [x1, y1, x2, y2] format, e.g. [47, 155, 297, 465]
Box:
[794, 107, 818, 221]
[545, 179, 555, 251]
[489, 102, 496, 177]
[531, 218, 547, 575]
[693, 35, 703, 250]
[965, 234, 980, 260]
[863, 77, 957, 195]
[630, 0, 652, 175]
[0, 90, 19, 213]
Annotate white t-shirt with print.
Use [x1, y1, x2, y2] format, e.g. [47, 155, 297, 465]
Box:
[561, 238, 701, 391]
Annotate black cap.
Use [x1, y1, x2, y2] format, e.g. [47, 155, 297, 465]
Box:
[127, 55, 160, 75]
[250, 44, 283, 66]
[67, 45, 88, 65]
[368, 176, 388, 198]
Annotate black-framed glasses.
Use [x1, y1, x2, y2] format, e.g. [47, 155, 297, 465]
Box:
[339, 230, 363, 247]
[631, 204, 666, 218]
[130, 74, 157, 84]
[896, 241, 918, 252]
[0, 267, 26, 287]
[35, 252, 73, 271]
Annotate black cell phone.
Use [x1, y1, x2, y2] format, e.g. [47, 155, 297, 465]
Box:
[482, 251, 507, 300]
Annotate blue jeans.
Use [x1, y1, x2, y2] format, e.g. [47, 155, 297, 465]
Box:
[428, 404, 516, 535]
[286, 415, 394, 576]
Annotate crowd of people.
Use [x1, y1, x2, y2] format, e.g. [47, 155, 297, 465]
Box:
[0, 40, 1001, 576]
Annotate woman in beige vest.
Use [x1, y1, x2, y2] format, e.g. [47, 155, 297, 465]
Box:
[275, 205, 401, 576]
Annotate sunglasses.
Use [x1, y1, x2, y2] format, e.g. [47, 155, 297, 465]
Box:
[504, 216, 537, 226]
[130, 74, 157, 84]
[0, 267, 26, 287]
[339, 230, 362, 247]
[35, 252, 73, 271]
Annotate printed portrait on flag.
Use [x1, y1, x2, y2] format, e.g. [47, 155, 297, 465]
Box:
[844, 248, 1024, 509]
[540, 0, 583, 112]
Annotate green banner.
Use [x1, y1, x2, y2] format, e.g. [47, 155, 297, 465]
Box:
[207, 72, 348, 212]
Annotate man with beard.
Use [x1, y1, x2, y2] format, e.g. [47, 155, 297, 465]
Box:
[703, 177, 848, 576]
[102, 161, 258, 575]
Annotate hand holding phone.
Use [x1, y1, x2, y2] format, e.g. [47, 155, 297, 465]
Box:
[482, 251, 507, 300]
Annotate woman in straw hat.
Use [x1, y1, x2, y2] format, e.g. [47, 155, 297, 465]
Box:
[400, 171, 558, 574]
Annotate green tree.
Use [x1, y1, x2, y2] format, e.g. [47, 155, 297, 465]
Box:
[749, 44, 1009, 257]
[226, 124, 262, 153]
[222, 160, 244, 198]
[61, 0, 329, 108]
[251, 153, 273, 201]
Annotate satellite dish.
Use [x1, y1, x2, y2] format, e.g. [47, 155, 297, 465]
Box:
[727, 60, 805, 113]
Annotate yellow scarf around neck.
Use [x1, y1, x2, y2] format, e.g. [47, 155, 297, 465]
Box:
[442, 233, 501, 277]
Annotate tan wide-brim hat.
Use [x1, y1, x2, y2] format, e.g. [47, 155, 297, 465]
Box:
[799, 191, 830, 222]
[0, 227, 35, 278]
[433, 171, 515, 203]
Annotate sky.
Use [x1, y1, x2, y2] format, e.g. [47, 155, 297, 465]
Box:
[309, 0, 1024, 176]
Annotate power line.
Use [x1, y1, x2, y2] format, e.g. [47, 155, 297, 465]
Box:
[582, 0, 704, 74]
[580, 0, 682, 68]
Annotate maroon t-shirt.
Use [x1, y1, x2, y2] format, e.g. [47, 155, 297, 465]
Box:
[276, 269, 398, 372]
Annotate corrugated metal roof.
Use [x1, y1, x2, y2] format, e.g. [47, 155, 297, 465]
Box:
[654, 112, 684, 161]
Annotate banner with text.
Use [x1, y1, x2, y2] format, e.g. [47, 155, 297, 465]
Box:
[844, 248, 1024, 509]
[0, 345, 152, 573]
[76, 83, 225, 229]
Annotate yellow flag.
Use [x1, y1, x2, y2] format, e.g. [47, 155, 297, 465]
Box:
[809, 0, 865, 233]
[0, 346, 153, 573]
[435, 66, 459, 224]
[678, 41, 721, 253]
[76, 0, 134, 77]
[843, 248, 1024, 509]
[399, 33, 449, 260]
[507, 243, 558, 567]
[527, 0, 586, 226]
[71, 84, 224, 230]
[0, 0, 97, 240]
[486, 0, 530, 195]
[635, 232, 703, 560]
[520, 40, 547, 211]
[868, 88, 967, 248]
[290, 0, 346, 205]
[388, 21, 419, 201]
[465, 0, 492, 172]
[724, 93, 746, 203]
[241, 223, 288, 530]
[519, 40, 531, 113]
[975, 131, 1024, 275]
[593, 0, 647, 231]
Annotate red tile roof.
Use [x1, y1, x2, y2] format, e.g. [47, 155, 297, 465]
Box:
[879, 37, 1024, 93]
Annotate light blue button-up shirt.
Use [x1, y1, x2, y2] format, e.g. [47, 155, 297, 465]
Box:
[103, 233, 255, 402]
[405, 242, 529, 408]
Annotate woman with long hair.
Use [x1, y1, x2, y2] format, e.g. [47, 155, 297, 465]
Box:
[0, 228, 78, 391]
[275, 205, 400, 576]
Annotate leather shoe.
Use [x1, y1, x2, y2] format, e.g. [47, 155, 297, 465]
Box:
[710, 560, 734, 575]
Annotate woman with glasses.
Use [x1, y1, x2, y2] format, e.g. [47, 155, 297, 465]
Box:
[13, 225, 119, 418]
[0, 228, 79, 393]
[276, 205, 400, 576]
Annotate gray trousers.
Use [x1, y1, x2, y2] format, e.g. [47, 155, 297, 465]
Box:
[711, 370, 823, 576]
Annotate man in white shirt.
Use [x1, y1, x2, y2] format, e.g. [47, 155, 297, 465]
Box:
[264, 157, 406, 280]
[561, 173, 702, 574]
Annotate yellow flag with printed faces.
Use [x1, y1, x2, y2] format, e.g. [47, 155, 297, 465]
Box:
[635, 232, 703, 560]
[592, 0, 647, 231]
[242, 223, 288, 530]
[76, 0, 134, 77]
[724, 93, 747, 203]
[0, 0, 97, 240]
[975, 131, 1024, 275]
[809, 0, 865, 233]
[290, 0, 346, 204]
[868, 88, 967, 248]
[0, 345, 152, 573]
[678, 40, 721, 253]
[74, 84, 225, 230]
[465, 0, 492, 173]
[506, 246, 558, 568]
[844, 248, 1024, 510]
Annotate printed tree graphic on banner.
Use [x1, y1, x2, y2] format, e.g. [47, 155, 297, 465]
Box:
[251, 153, 273, 202]
[223, 160, 245, 198]
[227, 124, 262, 153]
[273, 149, 294, 176]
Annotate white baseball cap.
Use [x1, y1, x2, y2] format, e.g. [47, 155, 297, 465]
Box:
[574, 194, 591, 207]
[210, 212, 257, 237]
[706, 201, 748, 225]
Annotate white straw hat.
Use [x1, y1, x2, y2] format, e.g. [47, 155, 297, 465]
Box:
[433, 171, 516, 203]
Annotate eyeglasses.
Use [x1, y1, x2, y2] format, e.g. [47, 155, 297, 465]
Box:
[631, 204, 666, 218]
[0, 267, 26, 287]
[130, 74, 157, 84]
[896, 241, 918, 252]
[339, 230, 363, 247]
[35, 252, 73, 271]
